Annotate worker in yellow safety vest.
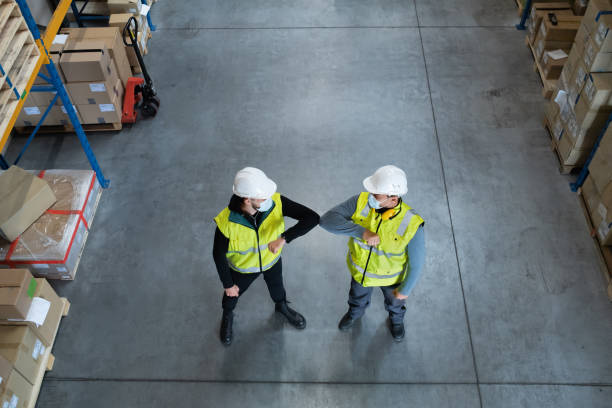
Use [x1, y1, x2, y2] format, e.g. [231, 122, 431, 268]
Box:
[213, 167, 319, 346]
[320, 165, 425, 341]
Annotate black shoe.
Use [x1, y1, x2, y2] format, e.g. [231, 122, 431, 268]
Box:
[389, 321, 405, 342]
[220, 311, 233, 346]
[275, 301, 306, 329]
[338, 311, 358, 331]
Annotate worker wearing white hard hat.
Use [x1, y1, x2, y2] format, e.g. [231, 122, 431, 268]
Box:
[320, 165, 426, 341]
[213, 167, 319, 345]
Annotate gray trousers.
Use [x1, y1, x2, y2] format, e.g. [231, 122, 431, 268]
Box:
[348, 278, 406, 324]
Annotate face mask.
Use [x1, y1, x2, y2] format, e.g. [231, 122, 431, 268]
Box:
[368, 194, 388, 210]
[256, 198, 273, 212]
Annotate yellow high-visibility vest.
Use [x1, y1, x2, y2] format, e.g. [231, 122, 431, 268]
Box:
[214, 193, 285, 274]
[347, 192, 424, 287]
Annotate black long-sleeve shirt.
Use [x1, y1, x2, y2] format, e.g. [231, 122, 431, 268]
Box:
[213, 195, 319, 288]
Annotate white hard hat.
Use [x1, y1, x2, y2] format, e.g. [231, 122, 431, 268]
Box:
[363, 165, 408, 196]
[233, 167, 277, 199]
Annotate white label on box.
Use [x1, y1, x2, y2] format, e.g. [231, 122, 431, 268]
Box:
[0, 376, 3, 385]
[99, 104, 115, 112]
[9, 395, 17, 408]
[141, 4, 150, 16]
[585, 78, 595, 102]
[53, 34, 68, 45]
[34, 264, 49, 269]
[597, 23, 608, 46]
[554, 90, 567, 107]
[598, 203, 608, 219]
[26, 298, 50, 327]
[57, 266, 67, 272]
[89, 83, 106, 92]
[24, 106, 41, 115]
[32, 339, 43, 360]
[60, 105, 76, 114]
[548, 49, 568, 60]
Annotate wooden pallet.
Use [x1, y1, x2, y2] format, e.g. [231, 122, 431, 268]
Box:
[0, 0, 41, 139]
[577, 190, 612, 301]
[14, 122, 122, 134]
[543, 118, 581, 174]
[525, 37, 557, 99]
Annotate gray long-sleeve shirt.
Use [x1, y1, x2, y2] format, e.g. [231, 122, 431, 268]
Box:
[320, 194, 425, 296]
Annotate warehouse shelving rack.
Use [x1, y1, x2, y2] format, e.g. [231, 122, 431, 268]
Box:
[70, 0, 156, 32]
[0, 0, 109, 188]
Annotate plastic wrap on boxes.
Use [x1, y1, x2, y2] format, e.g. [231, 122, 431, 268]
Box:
[0, 170, 102, 280]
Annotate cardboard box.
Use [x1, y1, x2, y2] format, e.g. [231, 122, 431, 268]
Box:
[584, 36, 612, 71]
[66, 71, 122, 106]
[581, 72, 612, 108]
[558, 128, 591, 165]
[33, 34, 69, 85]
[572, 0, 589, 16]
[527, 4, 573, 43]
[0, 358, 32, 408]
[77, 101, 122, 125]
[583, 0, 612, 34]
[535, 37, 572, 61]
[569, 61, 588, 103]
[582, 174, 601, 216]
[108, 0, 142, 14]
[0, 270, 35, 320]
[14, 106, 44, 128]
[0, 167, 56, 243]
[586, 176, 612, 245]
[536, 17, 581, 43]
[0, 170, 103, 280]
[0, 279, 61, 347]
[60, 27, 132, 87]
[60, 40, 113, 83]
[575, 21, 591, 49]
[542, 49, 568, 79]
[590, 126, 612, 192]
[44, 105, 82, 127]
[0, 326, 46, 384]
[564, 106, 604, 148]
[574, 93, 611, 128]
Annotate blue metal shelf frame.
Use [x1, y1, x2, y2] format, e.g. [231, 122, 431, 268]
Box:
[570, 112, 612, 192]
[0, 0, 110, 188]
[516, 0, 533, 30]
[71, 0, 156, 31]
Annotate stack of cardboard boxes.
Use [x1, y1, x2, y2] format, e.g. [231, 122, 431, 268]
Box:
[545, 0, 612, 167]
[16, 27, 132, 128]
[0, 269, 66, 407]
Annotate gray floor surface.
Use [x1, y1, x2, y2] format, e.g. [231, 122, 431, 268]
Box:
[4, 1, 611, 407]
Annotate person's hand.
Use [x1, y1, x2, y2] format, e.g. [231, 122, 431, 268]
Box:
[393, 289, 408, 300]
[224, 285, 240, 297]
[362, 230, 380, 246]
[268, 237, 286, 254]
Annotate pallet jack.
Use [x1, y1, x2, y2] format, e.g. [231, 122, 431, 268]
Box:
[121, 16, 160, 123]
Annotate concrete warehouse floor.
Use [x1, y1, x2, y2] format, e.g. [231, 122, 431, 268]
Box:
[5, 1, 612, 407]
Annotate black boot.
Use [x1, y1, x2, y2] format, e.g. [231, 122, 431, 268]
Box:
[338, 311, 358, 331]
[389, 320, 405, 342]
[220, 311, 233, 346]
[275, 301, 306, 329]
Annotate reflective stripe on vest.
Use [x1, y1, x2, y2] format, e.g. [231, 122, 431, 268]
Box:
[352, 239, 405, 258]
[360, 204, 370, 218]
[396, 211, 415, 236]
[229, 255, 281, 274]
[348, 256, 403, 280]
[227, 243, 269, 256]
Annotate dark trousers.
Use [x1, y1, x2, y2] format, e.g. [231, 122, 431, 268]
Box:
[348, 278, 406, 324]
[222, 258, 286, 312]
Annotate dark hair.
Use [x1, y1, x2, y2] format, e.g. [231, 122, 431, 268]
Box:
[228, 194, 246, 212]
